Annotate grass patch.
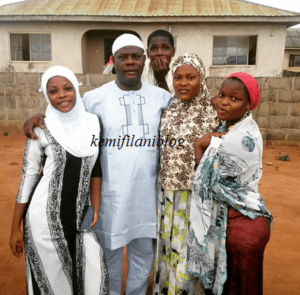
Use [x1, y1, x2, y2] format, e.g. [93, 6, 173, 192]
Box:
[277, 153, 290, 161]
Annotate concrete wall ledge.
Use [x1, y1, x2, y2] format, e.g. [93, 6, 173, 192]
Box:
[0, 73, 300, 144]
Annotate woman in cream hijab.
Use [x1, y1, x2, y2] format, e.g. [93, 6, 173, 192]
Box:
[154, 53, 218, 294]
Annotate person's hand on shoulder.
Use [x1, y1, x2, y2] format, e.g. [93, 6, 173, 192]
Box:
[23, 113, 45, 139]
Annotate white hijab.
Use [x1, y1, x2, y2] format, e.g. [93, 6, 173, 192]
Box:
[40, 66, 100, 157]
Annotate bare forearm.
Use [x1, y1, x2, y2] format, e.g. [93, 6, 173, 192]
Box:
[195, 147, 205, 164]
[156, 79, 170, 92]
[152, 58, 171, 92]
[10, 203, 26, 258]
[90, 177, 101, 213]
[194, 132, 227, 164]
[11, 203, 27, 230]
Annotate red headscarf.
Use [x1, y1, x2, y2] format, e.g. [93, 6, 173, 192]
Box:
[104, 55, 113, 67]
[226, 72, 260, 110]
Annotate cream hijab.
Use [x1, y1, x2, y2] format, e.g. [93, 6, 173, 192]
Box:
[160, 53, 218, 190]
[40, 66, 99, 157]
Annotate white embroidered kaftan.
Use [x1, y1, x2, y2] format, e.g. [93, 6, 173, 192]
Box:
[82, 80, 173, 250]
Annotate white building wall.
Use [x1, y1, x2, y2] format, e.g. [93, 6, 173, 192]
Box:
[0, 21, 287, 77]
[283, 50, 300, 72]
[170, 22, 286, 77]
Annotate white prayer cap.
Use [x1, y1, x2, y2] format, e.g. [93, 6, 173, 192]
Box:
[112, 34, 144, 55]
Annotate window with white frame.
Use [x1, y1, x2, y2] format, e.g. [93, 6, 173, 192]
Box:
[213, 36, 257, 66]
[10, 34, 51, 61]
[289, 55, 300, 67]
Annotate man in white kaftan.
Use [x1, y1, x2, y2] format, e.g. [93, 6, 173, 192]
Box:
[83, 34, 172, 295]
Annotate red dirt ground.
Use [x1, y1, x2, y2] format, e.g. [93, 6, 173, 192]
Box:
[0, 132, 299, 295]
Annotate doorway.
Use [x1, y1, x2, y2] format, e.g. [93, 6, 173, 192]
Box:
[81, 30, 141, 73]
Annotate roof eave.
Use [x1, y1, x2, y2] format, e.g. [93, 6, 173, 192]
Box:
[0, 15, 300, 24]
[285, 47, 300, 50]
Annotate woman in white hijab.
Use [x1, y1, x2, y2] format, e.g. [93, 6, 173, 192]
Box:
[9, 66, 109, 295]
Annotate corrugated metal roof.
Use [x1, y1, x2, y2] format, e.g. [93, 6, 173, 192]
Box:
[286, 28, 300, 48]
[0, 0, 299, 17]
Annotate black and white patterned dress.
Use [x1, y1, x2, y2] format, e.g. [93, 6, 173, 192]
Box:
[16, 126, 109, 295]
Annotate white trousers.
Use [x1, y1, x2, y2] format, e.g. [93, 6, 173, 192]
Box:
[104, 238, 154, 295]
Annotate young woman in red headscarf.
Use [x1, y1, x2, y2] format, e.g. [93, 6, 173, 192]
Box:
[188, 72, 272, 295]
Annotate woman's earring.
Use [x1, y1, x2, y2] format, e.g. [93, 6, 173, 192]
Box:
[243, 109, 250, 119]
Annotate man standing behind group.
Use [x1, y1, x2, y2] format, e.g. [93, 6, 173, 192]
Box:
[83, 34, 172, 295]
[142, 29, 175, 94]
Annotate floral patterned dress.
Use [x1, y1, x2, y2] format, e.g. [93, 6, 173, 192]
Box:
[153, 53, 218, 295]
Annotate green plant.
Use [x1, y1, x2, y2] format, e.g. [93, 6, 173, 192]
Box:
[277, 152, 290, 161]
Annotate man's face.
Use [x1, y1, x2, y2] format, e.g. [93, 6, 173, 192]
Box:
[113, 46, 146, 90]
[146, 36, 175, 65]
